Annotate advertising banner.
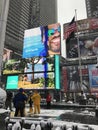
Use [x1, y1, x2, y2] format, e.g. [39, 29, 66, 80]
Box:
[63, 18, 98, 37]
[66, 65, 89, 92]
[17, 72, 55, 89]
[66, 35, 98, 58]
[23, 27, 47, 58]
[6, 76, 18, 90]
[88, 64, 98, 92]
[23, 23, 61, 58]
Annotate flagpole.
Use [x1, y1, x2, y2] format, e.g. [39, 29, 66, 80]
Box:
[75, 9, 83, 92]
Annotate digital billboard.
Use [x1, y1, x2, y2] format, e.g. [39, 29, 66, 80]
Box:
[23, 27, 47, 58]
[18, 72, 55, 89]
[3, 58, 27, 75]
[47, 23, 61, 56]
[6, 76, 18, 90]
[5, 72, 55, 90]
[3, 57, 54, 75]
[23, 23, 61, 58]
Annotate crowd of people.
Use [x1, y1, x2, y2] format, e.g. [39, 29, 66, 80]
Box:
[5, 88, 52, 117]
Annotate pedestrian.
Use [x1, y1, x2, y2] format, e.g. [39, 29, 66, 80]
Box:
[31, 90, 41, 114]
[28, 91, 33, 113]
[5, 91, 13, 111]
[79, 91, 87, 105]
[13, 88, 27, 117]
[46, 92, 52, 109]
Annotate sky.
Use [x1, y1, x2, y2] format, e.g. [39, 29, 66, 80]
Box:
[57, 0, 87, 24]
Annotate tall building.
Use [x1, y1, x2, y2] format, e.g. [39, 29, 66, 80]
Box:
[5, 0, 57, 55]
[85, 0, 98, 18]
[0, 0, 57, 75]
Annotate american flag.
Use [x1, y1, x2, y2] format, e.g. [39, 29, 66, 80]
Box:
[63, 17, 76, 40]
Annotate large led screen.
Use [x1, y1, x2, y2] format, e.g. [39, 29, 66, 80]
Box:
[18, 72, 54, 89]
[23, 23, 61, 58]
[3, 57, 54, 75]
[3, 59, 24, 74]
[5, 72, 55, 90]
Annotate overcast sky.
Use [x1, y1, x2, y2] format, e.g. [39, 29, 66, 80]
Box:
[57, 0, 87, 24]
[57, 0, 87, 58]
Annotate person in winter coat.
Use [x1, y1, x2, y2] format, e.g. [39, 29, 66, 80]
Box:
[31, 90, 41, 114]
[13, 88, 27, 117]
[46, 92, 52, 109]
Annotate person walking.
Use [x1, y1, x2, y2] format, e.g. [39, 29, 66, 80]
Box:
[31, 90, 41, 114]
[13, 88, 27, 117]
[46, 92, 52, 109]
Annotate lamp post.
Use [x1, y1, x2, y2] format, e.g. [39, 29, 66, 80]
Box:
[75, 9, 83, 91]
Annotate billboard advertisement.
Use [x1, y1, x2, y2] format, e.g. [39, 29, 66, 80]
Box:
[88, 64, 98, 92]
[64, 18, 98, 34]
[66, 65, 89, 92]
[3, 57, 54, 75]
[5, 72, 55, 90]
[61, 66, 67, 92]
[66, 36, 98, 58]
[23, 23, 61, 58]
[5, 56, 56, 90]
[6, 76, 18, 90]
[18, 72, 55, 89]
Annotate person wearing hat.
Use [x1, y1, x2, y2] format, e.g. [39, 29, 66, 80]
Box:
[13, 88, 27, 117]
[31, 90, 41, 114]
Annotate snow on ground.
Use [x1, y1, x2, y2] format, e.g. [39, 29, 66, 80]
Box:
[0, 108, 10, 114]
[38, 109, 73, 117]
[9, 108, 98, 130]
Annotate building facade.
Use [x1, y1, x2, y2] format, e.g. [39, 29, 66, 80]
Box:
[5, 0, 57, 55]
[0, 0, 57, 75]
[85, 0, 98, 18]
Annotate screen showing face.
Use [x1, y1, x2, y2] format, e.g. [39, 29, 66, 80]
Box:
[23, 23, 61, 58]
[48, 23, 61, 56]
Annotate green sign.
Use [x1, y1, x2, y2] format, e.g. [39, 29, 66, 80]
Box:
[6, 76, 18, 89]
[55, 55, 60, 89]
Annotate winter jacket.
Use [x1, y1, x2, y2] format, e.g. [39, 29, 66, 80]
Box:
[31, 92, 41, 105]
[13, 92, 27, 108]
[46, 94, 51, 102]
